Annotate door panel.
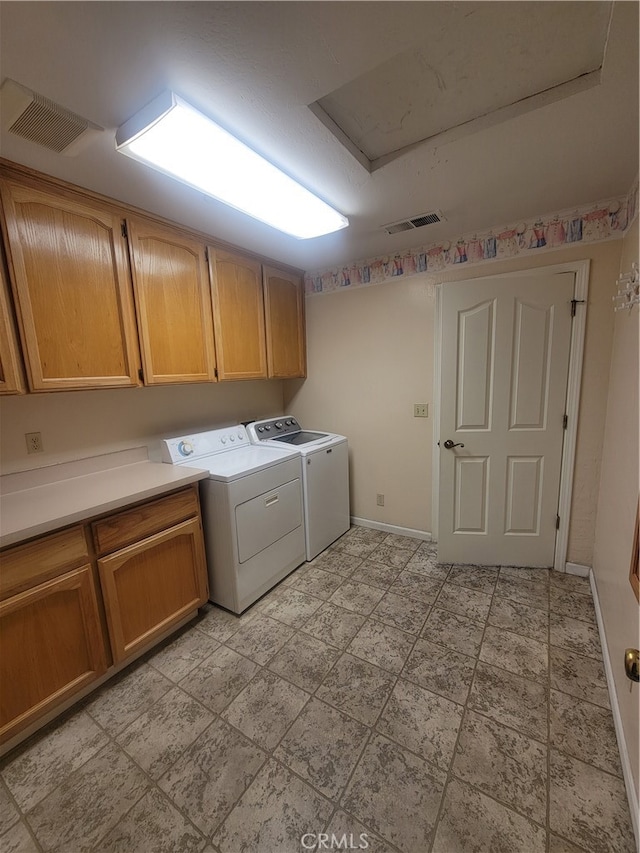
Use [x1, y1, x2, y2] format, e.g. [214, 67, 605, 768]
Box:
[456, 300, 495, 430]
[454, 456, 489, 533]
[509, 300, 552, 429]
[505, 456, 543, 534]
[439, 272, 574, 566]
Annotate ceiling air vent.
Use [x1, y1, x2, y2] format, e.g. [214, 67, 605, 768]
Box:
[1, 79, 103, 155]
[383, 209, 445, 235]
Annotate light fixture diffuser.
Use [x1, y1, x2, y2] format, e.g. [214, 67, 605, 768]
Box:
[116, 91, 349, 239]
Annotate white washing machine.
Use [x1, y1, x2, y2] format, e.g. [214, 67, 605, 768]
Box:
[246, 417, 350, 561]
[161, 425, 305, 613]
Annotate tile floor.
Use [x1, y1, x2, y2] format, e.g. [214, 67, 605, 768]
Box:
[0, 525, 636, 853]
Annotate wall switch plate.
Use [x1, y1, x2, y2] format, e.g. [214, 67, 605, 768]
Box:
[414, 403, 428, 418]
[376, 493, 385, 506]
[25, 432, 43, 453]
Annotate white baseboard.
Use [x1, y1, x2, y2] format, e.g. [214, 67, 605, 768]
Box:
[350, 517, 432, 542]
[565, 561, 591, 577]
[589, 570, 639, 851]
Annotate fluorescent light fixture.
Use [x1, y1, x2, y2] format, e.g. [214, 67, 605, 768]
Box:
[116, 91, 349, 239]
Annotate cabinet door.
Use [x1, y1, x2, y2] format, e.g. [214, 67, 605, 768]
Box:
[208, 248, 267, 380]
[127, 218, 217, 384]
[0, 566, 108, 744]
[0, 180, 140, 391]
[262, 265, 306, 378]
[0, 255, 25, 394]
[98, 518, 208, 663]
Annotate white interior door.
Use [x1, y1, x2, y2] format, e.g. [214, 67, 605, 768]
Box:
[437, 272, 574, 567]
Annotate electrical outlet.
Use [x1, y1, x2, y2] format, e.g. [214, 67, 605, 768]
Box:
[414, 403, 429, 418]
[376, 493, 385, 507]
[25, 432, 43, 454]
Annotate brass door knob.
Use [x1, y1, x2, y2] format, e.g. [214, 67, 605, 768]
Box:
[624, 648, 639, 682]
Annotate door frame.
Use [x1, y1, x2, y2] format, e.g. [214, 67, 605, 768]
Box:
[431, 259, 590, 572]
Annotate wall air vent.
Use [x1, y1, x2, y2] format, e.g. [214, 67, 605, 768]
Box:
[1, 79, 103, 155]
[383, 210, 445, 235]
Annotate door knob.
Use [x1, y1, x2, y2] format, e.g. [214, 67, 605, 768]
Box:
[443, 439, 465, 449]
[625, 648, 639, 682]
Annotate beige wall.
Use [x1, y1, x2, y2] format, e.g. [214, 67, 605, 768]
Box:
[285, 240, 622, 565]
[592, 222, 640, 801]
[0, 380, 284, 473]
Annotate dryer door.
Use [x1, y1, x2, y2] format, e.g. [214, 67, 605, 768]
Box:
[235, 478, 303, 563]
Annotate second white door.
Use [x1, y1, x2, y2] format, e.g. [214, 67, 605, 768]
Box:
[437, 271, 574, 567]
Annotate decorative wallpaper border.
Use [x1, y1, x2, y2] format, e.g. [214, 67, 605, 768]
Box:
[304, 179, 639, 295]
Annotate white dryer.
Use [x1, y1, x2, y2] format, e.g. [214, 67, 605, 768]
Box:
[161, 425, 305, 613]
[246, 417, 350, 561]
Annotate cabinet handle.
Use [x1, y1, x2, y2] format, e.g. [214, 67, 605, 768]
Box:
[264, 494, 279, 507]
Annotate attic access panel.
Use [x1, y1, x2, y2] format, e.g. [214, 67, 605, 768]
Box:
[311, 1, 611, 172]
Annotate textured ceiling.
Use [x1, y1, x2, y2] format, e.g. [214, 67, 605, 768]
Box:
[0, 1, 637, 272]
[315, 2, 611, 165]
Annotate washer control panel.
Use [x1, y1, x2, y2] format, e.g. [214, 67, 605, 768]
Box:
[251, 417, 299, 438]
[161, 425, 249, 463]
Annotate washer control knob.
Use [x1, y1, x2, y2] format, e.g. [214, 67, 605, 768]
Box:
[275, 422, 283, 429]
[178, 440, 194, 456]
[258, 427, 264, 432]
[237, 431, 244, 439]
[229, 434, 235, 442]
[265, 425, 272, 431]
[220, 436, 227, 444]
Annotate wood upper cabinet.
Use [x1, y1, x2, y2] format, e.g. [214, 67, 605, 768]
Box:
[0, 254, 25, 394]
[126, 218, 217, 384]
[0, 564, 108, 744]
[94, 487, 208, 663]
[263, 265, 306, 378]
[208, 248, 267, 380]
[0, 179, 140, 391]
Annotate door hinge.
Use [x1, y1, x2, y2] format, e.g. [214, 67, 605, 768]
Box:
[563, 414, 568, 429]
[138, 367, 144, 382]
[570, 298, 586, 317]
[121, 221, 128, 239]
[556, 514, 561, 530]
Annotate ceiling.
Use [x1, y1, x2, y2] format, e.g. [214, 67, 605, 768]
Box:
[0, 1, 638, 273]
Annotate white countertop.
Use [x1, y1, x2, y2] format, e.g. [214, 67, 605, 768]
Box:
[0, 448, 209, 549]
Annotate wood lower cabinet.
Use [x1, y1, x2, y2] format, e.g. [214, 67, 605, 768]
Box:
[0, 178, 140, 391]
[208, 248, 268, 380]
[263, 265, 306, 378]
[127, 218, 217, 384]
[98, 517, 208, 663]
[0, 565, 108, 743]
[0, 485, 208, 747]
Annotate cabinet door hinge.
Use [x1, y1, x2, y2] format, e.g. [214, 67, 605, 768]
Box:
[556, 514, 561, 530]
[570, 298, 586, 317]
[563, 414, 568, 429]
[121, 221, 128, 239]
[138, 367, 144, 382]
